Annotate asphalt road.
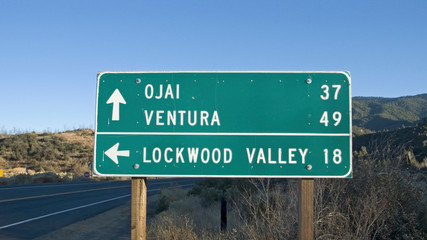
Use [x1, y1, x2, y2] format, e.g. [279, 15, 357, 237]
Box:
[0, 178, 197, 240]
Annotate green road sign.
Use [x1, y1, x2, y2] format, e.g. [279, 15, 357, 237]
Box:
[94, 71, 352, 178]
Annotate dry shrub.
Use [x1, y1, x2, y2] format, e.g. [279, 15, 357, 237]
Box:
[315, 140, 426, 239]
[171, 196, 221, 232]
[148, 213, 198, 240]
[0, 178, 7, 185]
[7, 173, 32, 184]
[233, 179, 298, 240]
[71, 162, 89, 177]
[149, 186, 222, 237]
[0, 156, 9, 169]
[314, 178, 352, 240]
[31, 172, 59, 183]
[1, 171, 87, 184]
[149, 180, 297, 239]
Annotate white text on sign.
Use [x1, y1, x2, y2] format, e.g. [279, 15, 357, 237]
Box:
[140, 147, 310, 165]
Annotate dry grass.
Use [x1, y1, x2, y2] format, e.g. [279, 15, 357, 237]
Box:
[0, 129, 94, 183]
[147, 161, 426, 240]
[58, 129, 94, 146]
[232, 179, 298, 240]
[0, 167, 37, 179]
[148, 187, 224, 239]
[148, 180, 298, 240]
[0, 156, 9, 169]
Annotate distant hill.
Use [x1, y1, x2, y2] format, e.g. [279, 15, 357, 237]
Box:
[353, 122, 427, 168]
[0, 129, 94, 180]
[352, 94, 427, 131]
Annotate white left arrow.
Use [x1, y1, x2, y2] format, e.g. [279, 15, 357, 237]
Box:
[105, 143, 129, 165]
[106, 89, 126, 121]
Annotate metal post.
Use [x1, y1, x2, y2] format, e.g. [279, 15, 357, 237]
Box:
[131, 177, 147, 240]
[220, 196, 227, 232]
[298, 178, 314, 240]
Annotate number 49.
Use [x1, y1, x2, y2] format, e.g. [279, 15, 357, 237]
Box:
[320, 111, 342, 126]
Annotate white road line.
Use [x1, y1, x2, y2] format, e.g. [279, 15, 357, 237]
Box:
[0, 186, 130, 203]
[0, 181, 122, 191]
[0, 194, 131, 230]
[0, 179, 194, 191]
[0, 182, 195, 230]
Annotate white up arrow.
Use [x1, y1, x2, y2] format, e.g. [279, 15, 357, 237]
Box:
[106, 89, 126, 121]
[105, 143, 129, 164]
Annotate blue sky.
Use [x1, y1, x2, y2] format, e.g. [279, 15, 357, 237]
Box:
[1, 0, 426, 132]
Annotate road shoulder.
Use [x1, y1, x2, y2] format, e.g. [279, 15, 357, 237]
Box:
[34, 201, 131, 240]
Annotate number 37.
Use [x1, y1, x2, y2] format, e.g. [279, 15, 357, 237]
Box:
[321, 85, 341, 100]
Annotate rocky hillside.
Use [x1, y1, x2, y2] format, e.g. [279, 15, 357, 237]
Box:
[0, 129, 93, 179]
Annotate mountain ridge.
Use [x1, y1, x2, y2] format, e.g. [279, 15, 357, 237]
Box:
[352, 93, 427, 131]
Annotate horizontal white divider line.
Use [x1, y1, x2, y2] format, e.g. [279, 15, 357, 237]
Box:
[0, 194, 131, 230]
[97, 132, 350, 136]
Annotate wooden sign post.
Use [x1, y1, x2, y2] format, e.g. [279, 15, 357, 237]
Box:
[298, 178, 314, 240]
[131, 177, 147, 240]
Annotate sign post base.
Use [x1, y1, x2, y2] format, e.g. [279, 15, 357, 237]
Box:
[131, 177, 147, 240]
[298, 178, 314, 240]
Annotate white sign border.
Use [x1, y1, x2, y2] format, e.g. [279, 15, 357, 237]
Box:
[93, 71, 352, 178]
